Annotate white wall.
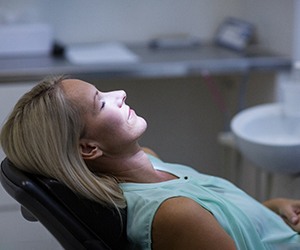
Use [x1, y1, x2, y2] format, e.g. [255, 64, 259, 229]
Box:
[241, 0, 294, 57]
[0, 1, 294, 55]
[1, 0, 242, 44]
[293, 0, 300, 62]
[43, 0, 243, 44]
[1, 0, 294, 56]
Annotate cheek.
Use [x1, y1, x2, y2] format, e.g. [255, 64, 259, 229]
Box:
[105, 115, 127, 132]
[83, 114, 122, 141]
[98, 114, 127, 137]
[103, 115, 146, 141]
[87, 110, 147, 144]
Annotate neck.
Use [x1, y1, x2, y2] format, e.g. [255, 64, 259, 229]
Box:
[90, 145, 176, 183]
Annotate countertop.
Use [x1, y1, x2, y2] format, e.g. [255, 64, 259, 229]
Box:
[0, 43, 292, 83]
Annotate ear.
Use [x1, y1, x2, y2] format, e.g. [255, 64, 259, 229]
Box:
[79, 139, 103, 160]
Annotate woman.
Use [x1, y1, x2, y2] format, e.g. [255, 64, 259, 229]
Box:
[1, 76, 300, 249]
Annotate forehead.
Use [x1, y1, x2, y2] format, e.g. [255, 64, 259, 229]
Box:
[61, 79, 96, 100]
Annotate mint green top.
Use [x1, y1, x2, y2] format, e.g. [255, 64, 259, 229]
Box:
[120, 155, 300, 250]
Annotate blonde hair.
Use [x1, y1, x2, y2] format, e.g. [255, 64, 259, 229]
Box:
[0, 76, 126, 209]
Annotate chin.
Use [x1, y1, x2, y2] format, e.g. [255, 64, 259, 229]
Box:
[140, 118, 148, 130]
[136, 118, 148, 136]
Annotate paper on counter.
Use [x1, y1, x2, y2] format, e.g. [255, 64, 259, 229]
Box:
[66, 42, 139, 64]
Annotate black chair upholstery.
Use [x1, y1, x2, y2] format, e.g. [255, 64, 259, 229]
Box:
[0, 157, 129, 250]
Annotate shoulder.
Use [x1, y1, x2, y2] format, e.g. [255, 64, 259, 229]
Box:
[142, 147, 159, 158]
[152, 197, 236, 250]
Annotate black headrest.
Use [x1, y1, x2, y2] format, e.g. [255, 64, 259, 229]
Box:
[38, 176, 128, 249]
[0, 158, 129, 250]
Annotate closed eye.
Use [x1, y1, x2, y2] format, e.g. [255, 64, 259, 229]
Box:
[100, 101, 105, 109]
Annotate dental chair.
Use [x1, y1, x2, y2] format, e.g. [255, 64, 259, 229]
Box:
[0, 157, 129, 250]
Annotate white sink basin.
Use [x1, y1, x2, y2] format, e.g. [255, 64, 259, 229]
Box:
[231, 103, 300, 174]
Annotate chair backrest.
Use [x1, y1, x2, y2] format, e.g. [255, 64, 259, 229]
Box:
[0, 157, 129, 250]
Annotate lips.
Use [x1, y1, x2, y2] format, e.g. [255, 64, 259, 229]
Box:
[128, 107, 132, 119]
[128, 108, 136, 120]
[128, 108, 131, 119]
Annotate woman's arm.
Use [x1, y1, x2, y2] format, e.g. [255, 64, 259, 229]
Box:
[152, 197, 236, 250]
[263, 198, 300, 232]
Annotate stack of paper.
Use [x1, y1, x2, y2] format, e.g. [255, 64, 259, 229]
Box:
[66, 42, 139, 64]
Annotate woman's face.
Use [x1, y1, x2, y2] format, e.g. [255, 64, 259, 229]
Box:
[62, 79, 147, 155]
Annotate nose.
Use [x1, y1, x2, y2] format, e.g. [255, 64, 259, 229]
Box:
[104, 90, 127, 107]
[114, 90, 127, 107]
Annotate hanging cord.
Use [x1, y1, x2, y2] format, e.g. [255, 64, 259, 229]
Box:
[201, 70, 230, 131]
[237, 72, 250, 112]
